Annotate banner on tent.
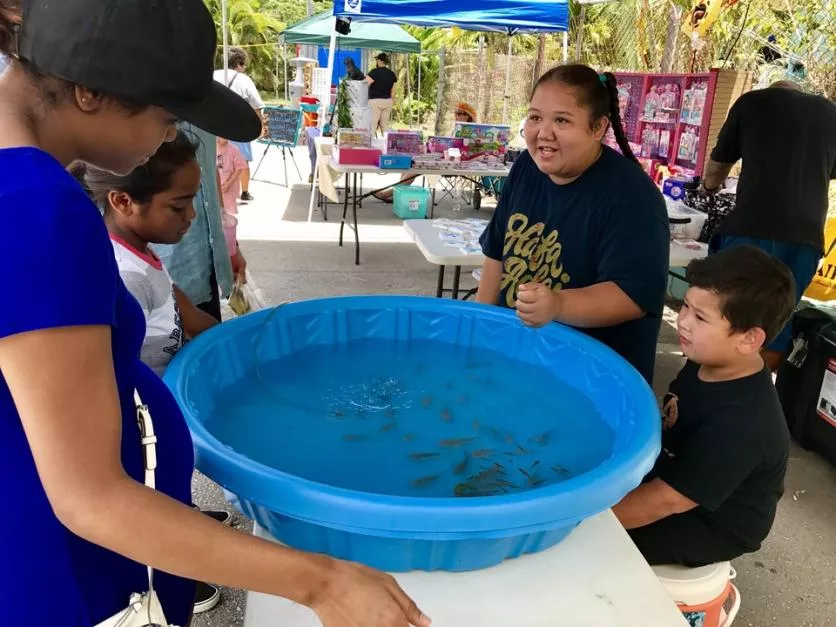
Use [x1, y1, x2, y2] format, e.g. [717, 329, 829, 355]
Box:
[344, 0, 362, 14]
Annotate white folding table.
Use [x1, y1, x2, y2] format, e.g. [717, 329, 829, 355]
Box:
[244, 510, 688, 627]
[405, 219, 710, 299]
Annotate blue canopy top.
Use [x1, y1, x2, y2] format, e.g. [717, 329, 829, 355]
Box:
[334, 0, 570, 35]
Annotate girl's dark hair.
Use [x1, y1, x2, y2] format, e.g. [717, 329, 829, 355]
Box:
[532, 64, 638, 165]
[69, 130, 199, 212]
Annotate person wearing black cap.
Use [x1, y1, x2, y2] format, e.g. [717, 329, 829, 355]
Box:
[0, 2, 429, 627]
[366, 52, 398, 137]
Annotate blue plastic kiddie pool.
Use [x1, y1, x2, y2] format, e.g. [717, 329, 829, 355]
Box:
[165, 296, 660, 572]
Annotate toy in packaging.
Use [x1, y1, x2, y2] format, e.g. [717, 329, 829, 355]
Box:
[658, 129, 671, 158]
[384, 131, 424, 155]
[644, 85, 660, 121]
[453, 122, 511, 162]
[337, 128, 371, 148]
[426, 136, 465, 154]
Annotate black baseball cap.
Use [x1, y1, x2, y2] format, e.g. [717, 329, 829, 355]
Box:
[18, 0, 261, 142]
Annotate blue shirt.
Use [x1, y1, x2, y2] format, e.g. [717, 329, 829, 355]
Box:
[479, 147, 670, 382]
[153, 123, 233, 304]
[0, 148, 196, 625]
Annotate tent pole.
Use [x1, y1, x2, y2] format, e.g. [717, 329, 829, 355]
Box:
[222, 0, 229, 84]
[284, 39, 289, 102]
[321, 17, 338, 129]
[405, 53, 413, 127]
[502, 35, 512, 122]
[417, 53, 422, 115]
[275, 39, 280, 102]
[434, 47, 446, 135]
[563, 31, 569, 63]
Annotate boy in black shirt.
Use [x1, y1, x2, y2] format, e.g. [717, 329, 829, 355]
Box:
[613, 245, 795, 566]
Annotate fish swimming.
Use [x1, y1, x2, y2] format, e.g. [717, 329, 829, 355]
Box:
[439, 437, 476, 448]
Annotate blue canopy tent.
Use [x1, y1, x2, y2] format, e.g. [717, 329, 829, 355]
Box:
[330, 0, 570, 120]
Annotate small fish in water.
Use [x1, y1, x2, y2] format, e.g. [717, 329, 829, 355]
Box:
[341, 433, 370, 442]
[444, 381, 455, 390]
[384, 408, 396, 418]
[379, 422, 397, 433]
[472, 419, 481, 431]
[411, 474, 440, 488]
[552, 465, 572, 477]
[453, 453, 469, 475]
[504, 433, 515, 444]
[421, 396, 433, 409]
[409, 452, 441, 461]
[401, 433, 416, 443]
[439, 437, 476, 448]
[455, 394, 470, 404]
[529, 430, 553, 447]
[530, 460, 541, 471]
[440, 407, 454, 422]
[333, 410, 345, 418]
[471, 448, 493, 458]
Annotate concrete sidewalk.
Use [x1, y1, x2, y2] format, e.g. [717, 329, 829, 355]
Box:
[191, 144, 836, 627]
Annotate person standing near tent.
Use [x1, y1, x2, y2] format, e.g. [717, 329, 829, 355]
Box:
[366, 52, 397, 137]
[477, 64, 669, 384]
[0, 0, 431, 624]
[213, 46, 264, 203]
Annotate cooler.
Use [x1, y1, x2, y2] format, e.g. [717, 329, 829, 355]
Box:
[776, 301, 836, 466]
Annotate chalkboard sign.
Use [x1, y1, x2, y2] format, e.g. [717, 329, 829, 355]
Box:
[258, 106, 302, 147]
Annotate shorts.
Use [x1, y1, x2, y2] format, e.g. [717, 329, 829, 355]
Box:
[231, 140, 253, 161]
[710, 235, 821, 353]
[628, 511, 749, 567]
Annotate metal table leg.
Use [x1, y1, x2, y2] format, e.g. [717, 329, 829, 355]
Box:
[339, 172, 349, 247]
[436, 265, 445, 297]
[352, 172, 360, 265]
[452, 266, 462, 299]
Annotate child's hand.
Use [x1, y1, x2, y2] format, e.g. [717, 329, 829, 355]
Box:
[231, 246, 248, 284]
[516, 283, 560, 327]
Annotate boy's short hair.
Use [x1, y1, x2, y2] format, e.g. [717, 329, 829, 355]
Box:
[686, 245, 796, 343]
[228, 47, 248, 69]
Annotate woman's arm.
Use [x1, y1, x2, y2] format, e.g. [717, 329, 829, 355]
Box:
[174, 284, 218, 338]
[0, 326, 428, 627]
[516, 281, 644, 328]
[475, 258, 503, 305]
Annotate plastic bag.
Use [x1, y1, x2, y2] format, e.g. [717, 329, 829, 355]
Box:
[227, 271, 266, 316]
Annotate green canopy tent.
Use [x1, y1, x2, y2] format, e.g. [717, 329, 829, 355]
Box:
[282, 12, 420, 53]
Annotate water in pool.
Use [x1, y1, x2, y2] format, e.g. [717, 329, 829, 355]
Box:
[207, 339, 615, 497]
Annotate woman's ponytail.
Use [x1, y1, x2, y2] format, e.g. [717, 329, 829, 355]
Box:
[602, 72, 639, 165]
[0, 1, 20, 56]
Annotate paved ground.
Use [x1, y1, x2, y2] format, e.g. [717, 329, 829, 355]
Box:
[191, 144, 836, 626]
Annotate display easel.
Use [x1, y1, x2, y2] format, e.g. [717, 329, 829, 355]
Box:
[253, 106, 304, 187]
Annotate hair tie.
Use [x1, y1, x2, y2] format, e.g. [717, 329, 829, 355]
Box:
[598, 73, 607, 85]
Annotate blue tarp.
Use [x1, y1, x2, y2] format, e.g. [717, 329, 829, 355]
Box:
[334, 0, 570, 34]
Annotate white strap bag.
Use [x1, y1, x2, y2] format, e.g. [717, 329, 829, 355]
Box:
[93, 390, 179, 627]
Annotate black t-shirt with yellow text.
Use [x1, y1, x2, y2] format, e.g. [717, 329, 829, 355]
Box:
[479, 147, 669, 383]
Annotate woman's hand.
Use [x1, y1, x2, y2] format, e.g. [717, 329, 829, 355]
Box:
[311, 558, 431, 627]
[515, 282, 560, 327]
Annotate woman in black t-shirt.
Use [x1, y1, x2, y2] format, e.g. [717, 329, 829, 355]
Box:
[366, 52, 397, 137]
[477, 64, 669, 383]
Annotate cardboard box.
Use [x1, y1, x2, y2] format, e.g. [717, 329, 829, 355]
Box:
[334, 146, 382, 166]
[453, 123, 511, 161]
[384, 131, 424, 155]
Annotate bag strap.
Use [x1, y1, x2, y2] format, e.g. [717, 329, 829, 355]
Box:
[134, 390, 158, 596]
[227, 73, 239, 89]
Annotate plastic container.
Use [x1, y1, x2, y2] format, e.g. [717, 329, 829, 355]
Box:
[379, 155, 413, 170]
[165, 296, 660, 572]
[334, 146, 382, 166]
[221, 212, 238, 257]
[393, 186, 430, 219]
[667, 199, 707, 240]
[653, 562, 740, 627]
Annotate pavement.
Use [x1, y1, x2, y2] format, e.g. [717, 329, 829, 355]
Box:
[191, 143, 836, 627]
